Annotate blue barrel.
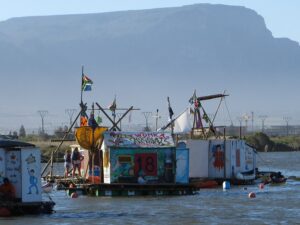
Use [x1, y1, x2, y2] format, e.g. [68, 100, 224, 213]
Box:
[223, 181, 230, 190]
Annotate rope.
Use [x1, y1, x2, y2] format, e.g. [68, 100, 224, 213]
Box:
[224, 95, 233, 125]
[256, 152, 272, 171]
[212, 95, 223, 123]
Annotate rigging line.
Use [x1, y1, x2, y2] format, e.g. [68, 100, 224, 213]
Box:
[256, 152, 272, 171]
[212, 95, 224, 124]
[224, 95, 233, 125]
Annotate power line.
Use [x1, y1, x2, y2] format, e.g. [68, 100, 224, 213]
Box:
[37, 110, 48, 133]
[259, 115, 268, 133]
[65, 109, 77, 127]
[283, 116, 292, 136]
[142, 112, 152, 131]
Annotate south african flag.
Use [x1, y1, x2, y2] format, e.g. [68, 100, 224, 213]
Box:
[82, 74, 93, 91]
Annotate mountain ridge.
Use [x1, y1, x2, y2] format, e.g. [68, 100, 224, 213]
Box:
[0, 3, 299, 130]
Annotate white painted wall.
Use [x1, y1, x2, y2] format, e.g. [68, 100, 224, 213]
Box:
[186, 139, 209, 178]
[21, 148, 42, 202]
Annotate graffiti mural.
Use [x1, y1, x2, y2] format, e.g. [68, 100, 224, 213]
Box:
[104, 132, 175, 148]
[21, 149, 42, 202]
[5, 150, 22, 197]
[134, 153, 157, 176]
[109, 148, 175, 183]
[212, 144, 224, 170]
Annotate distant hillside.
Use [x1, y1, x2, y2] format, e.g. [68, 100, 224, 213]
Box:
[0, 4, 300, 130]
[1, 4, 299, 76]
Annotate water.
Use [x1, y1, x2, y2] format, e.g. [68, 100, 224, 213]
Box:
[1, 152, 300, 225]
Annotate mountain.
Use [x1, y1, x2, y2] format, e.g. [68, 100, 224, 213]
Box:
[0, 4, 300, 131]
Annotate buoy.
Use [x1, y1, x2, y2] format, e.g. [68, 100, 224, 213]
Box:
[0, 207, 11, 217]
[222, 181, 230, 190]
[259, 183, 264, 189]
[71, 192, 78, 198]
[248, 192, 256, 198]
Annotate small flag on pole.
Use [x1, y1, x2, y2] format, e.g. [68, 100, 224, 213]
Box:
[80, 115, 88, 126]
[167, 96, 174, 121]
[108, 96, 117, 117]
[202, 112, 210, 123]
[82, 74, 93, 91]
[109, 97, 117, 111]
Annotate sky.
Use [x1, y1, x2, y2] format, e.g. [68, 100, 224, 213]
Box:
[0, 0, 299, 134]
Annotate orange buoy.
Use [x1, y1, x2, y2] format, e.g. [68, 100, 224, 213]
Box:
[248, 192, 256, 198]
[0, 207, 11, 217]
[259, 183, 264, 189]
[71, 192, 79, 198]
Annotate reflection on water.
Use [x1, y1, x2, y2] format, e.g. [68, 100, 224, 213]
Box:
[2, 152, 300, 225]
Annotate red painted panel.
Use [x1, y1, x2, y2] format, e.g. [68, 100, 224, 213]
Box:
[134, 153, 157, 176]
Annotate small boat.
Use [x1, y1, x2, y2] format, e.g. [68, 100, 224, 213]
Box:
[235, 170, 256, 182]
[269, 177, 287, 185]
[260, 171, 287, 185]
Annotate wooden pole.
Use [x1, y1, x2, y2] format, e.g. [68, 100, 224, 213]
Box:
[42, 107, 83, 177]
[112, 106, 133, 131]
[95, 102, 121, 131]
[81, 66, 84, 104]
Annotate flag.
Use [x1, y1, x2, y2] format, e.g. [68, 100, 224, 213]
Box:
[80, 115, 88, 126]
[168, 106, 174, 120]
[173, 109, 192, 133]
[203, 112, 210, 123]
[79, 102, 88, 126]
[108, 97, 117, 111]
[108, 96, 117, 117]
[167, 96, 174, 121]
[96, 115, 102, 124]
[82, 74, 93, 91]
[189, 90, 201, 108]
[189, 90, 197, 104]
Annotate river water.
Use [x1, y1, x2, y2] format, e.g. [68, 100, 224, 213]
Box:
[1, 152, 300, 225]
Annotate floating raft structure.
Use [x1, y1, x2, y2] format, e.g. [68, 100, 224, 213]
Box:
[66, 183, 200, 197]
[0, 201, 55, 216]
[0, 139, 55, 216]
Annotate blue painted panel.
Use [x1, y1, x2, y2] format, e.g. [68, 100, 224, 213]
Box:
[176, 148, 189, 183]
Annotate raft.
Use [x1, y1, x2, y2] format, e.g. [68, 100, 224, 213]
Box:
[0, 201, 55, 216]
[66, 183, 200, 197]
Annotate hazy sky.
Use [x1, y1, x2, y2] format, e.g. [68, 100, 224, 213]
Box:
[0, 0, 299, 134]
[0, 0, 299, 44]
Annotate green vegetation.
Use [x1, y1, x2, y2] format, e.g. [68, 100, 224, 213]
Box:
[17, 125, 76, 162]
[30, 141, 76, 163]
[246, 132, 300, 152]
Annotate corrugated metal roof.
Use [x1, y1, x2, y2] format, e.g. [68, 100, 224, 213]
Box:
[0, 139, 35, 148]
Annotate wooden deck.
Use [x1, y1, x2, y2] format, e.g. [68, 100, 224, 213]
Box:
[66, 183, 200, 197]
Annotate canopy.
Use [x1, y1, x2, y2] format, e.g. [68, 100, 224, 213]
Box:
[75, 126, 108, 151]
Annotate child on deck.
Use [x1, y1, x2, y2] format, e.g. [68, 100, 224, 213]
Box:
[64, 149, 72, 177]
[71, 147, 83, 177]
